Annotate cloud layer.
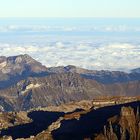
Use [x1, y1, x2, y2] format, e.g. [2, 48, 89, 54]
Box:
[0, 42, 140, 72]
[0, 24, 140, 33]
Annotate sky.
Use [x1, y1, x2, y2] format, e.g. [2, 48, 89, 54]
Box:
[0, 0, 140, 18]
[0, 0, 140, 71]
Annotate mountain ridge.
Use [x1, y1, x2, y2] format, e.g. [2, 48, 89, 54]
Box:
[0, 54, 139, 111]
[0, 72, 139, 111]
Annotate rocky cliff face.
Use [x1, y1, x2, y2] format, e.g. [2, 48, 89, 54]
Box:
[0, 71, 140, 111]
[0, 111, 31, 130]
[94, 106, 140, 140]
[0, 101, 140, 140]
[0, 72, 105, 111]
[0, 72, 139, 111]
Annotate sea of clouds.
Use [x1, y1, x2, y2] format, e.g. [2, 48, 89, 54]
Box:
[0, 42, 139, 72]
[0, 18, 140, 71]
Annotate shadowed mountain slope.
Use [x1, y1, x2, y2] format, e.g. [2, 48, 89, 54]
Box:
[0, 72, 139, 111]
[52, 101, 140, 140]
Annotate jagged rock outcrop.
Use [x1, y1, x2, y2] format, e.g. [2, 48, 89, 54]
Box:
[51, 101, 140, 140]
[95, 122, 118, 140]
[0, 101, 139, 140]
[0, 111, 31, 130]
[94, 106, 140, 140]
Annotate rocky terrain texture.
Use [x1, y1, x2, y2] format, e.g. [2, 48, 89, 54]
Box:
[0, 55, 140, 140]
[0, 97, 140, 140]
[0, 111, 31, 129]
[0, 72, 139, 111]
[0, 100, 139, 140]
[0, 54, 140, 85]
[0, 72, 105, 111]
[47, 65, 140, 84]
[51, 101, 140, 140]
[0, 54, 139, 111]
[0, 54, 140, 87]
[0, 54, 139, 112]
[0, 54, 47, 89]
[33, 100, 93, 113]
[94, 106, 140, 140]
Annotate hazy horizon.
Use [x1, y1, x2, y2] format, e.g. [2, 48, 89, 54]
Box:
[0, 17, 139, 72]
[0, 0, 140, 71]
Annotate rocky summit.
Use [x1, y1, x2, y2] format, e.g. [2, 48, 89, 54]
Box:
[0, 54, 47, 89]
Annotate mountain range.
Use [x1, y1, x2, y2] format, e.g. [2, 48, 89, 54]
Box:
[0, 54, 139, 111]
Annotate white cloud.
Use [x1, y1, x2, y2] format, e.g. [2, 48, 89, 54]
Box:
[0, 42, 140, 72]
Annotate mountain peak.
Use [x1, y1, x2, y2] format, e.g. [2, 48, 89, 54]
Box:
[7, 54, 36, 64]
[0, 54, 47, 86]
[131, 68, 140, 73]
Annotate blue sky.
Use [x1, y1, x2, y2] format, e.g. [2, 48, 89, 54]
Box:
[0, 0, 140, 17]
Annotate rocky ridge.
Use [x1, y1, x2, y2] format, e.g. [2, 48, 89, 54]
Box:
[0, 72, 139, 111]
[0, 54, 140, 112]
